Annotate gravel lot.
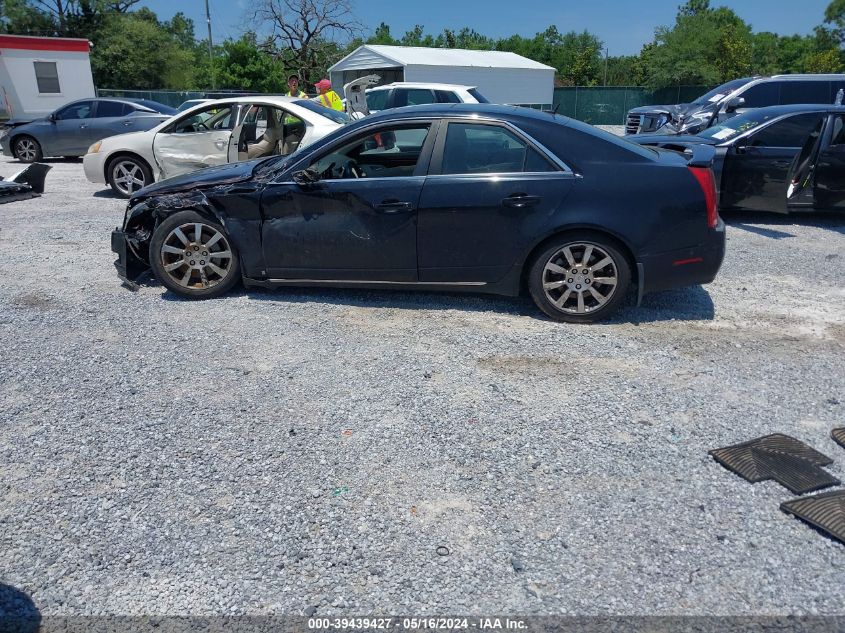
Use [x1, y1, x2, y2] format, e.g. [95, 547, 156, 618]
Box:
[1, 153, 844, 618]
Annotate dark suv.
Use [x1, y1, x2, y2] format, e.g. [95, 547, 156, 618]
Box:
[625, 74, 845, 135]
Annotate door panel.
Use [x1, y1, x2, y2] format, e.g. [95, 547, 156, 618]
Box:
[418, 174, 574, 282]
[809, 115, 845, 210]
[51, 100, 96, 154]
[721, 112, 825, 213]
[153, 104, 241, 179]
[260, 178, 422, 280]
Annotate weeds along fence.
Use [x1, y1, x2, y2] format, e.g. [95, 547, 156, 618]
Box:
[98, 86, 711, 126]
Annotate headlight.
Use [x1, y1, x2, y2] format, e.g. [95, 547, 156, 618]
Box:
[87, 141, 102, 154]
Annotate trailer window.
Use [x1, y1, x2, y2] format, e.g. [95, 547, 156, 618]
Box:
[34, 61, 60, 94]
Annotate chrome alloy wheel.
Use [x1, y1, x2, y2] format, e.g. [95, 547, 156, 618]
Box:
[112, 160, 147, 196]
[15, 138, 37, 161]
[541, 243, 619, 314]
[159, 222, 233, 290]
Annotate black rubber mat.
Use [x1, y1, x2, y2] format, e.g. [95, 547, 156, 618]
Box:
[832, 427, 845, 450]
[781, 490, 845, 545]
[709, 433, 840, 495]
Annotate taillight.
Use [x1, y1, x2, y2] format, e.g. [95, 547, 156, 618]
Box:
[688, 166, 719, 229]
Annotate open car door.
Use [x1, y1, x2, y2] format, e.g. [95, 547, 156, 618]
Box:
[787, 114, 845, 212]
[344, 74, 380, 118]
[153, 103, 244, 180]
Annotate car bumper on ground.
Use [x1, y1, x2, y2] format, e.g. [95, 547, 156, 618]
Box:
[83, 152, 108, 184]
[639, 218, 726, 296]
[111, 228, 150, 286]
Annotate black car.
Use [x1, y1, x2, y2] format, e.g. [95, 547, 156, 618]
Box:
[111, 104, 725, 323]
[630, 104, 845, 214]
[626, 74, 845, 136]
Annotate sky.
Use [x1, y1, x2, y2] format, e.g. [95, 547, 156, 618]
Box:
[139, 0, 834, 57]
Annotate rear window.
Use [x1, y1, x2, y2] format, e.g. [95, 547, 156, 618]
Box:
[468, 88, 490, 104]
[394, 89, 436, 107]
[95, 101, 127, 117]
[435, 90, 461, 104]
[292, 99, 351, 124]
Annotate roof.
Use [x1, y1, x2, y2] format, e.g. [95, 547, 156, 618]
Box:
[369, 82, 477, 91]
[0, 34, 90, 53]
[330, 45, 554, 72]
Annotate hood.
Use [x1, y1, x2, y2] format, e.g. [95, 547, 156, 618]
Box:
[628, 103, 702, 118]
[131, 159, 264, 201]
[2, 117, 40, 128]
[628, 133, 717, 147]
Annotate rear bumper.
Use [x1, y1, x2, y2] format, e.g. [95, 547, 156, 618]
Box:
[639, 219, 726, 295]
[111, 228, 149, 285]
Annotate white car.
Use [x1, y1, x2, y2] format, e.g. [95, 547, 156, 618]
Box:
[360, 82, 489, 116]
[84, 96, 349, 198]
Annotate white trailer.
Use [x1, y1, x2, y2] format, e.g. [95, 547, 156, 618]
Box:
[329, 45, 554, 107]
[0, 35, 95, 122]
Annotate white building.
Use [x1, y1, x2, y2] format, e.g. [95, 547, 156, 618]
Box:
[329, 45, 555, 106]
[0, 34, 95, 121]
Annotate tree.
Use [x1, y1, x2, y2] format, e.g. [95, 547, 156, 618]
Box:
[90, 8, 195, 89]
[212, 33, 286, 92]
[30, 0, 139, 36]
[251, 0, 360, 82]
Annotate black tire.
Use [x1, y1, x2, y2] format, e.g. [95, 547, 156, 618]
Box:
[13, 135, 42, 162]
[106, 155, 153, 199]
[527, 231, 631, 323]
[149, 211, 241, 299]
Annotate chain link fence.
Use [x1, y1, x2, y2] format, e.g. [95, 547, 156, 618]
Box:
[97, 86, 711, 125]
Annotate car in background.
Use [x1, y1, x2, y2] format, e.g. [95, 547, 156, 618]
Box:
[625, 74, 845, 136]
[84, 96, 349, 198]
[0, 98, 176, 162]
[177, 99, 214, 112]
[363, 82, 489, 114]
[111, 104, 725, 323]
[629, 104, 845, 214]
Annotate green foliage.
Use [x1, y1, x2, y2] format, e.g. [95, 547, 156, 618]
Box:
[208, 33, 285, 93]
[90, 9, 196, 89]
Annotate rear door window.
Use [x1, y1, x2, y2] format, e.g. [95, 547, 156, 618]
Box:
[435, 90, 461, 104]
[441, 123, 556, 174]
[737, 82, 780, 108]
[780, 81, 831, 105]
[747, 113, 825, 148]
[394, 89, 436, 107]
[366, 89, 389, 111]
[95, 101, 126, 118]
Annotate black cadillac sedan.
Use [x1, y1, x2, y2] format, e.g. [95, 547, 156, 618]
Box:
[111, 104, 725, 323]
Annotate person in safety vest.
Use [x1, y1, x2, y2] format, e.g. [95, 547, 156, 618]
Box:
[285, 74, 306, 98]
[314, 79, 343, 111]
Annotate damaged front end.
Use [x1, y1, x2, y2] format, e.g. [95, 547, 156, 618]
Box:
[111, 190, 218, 289]
[625, 103, 718, 136]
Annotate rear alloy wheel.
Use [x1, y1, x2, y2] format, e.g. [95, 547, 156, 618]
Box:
[14, 136, 42, 162]
[107, 157, 151, 198]
[149, 211, 240, 299]
[528, 234, 631, 323]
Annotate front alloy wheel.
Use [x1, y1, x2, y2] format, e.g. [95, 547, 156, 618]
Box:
[110, 159, 148, 197]
[529, 234, 630, 323]
[14, 137, 41, 162]
[149, 211, 240, 299]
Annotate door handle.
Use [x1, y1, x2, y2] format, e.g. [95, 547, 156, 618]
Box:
[122, 120, 133, 126]
[771, 160, 792, 168]
[79, 124, 88, 129]
[374, 200, 412, 213]
[502, 193, 541, 208]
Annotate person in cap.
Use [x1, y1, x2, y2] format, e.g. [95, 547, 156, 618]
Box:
[315, 79, 343, 111]
[285, 74, 306, 98]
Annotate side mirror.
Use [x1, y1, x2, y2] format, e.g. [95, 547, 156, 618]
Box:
[725, 97, 746, 113]
[48, 113, 56, 122]
[292, 168, 319, 186]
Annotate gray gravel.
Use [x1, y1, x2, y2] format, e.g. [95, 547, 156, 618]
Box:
[1, 154, 844, 617]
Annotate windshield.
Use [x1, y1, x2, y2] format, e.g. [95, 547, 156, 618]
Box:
[293, 99, 351, 124]
[691, 78, 754, 105]
[697, 109, 784, 142]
